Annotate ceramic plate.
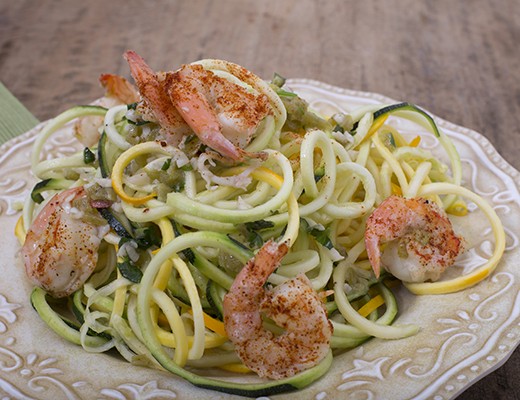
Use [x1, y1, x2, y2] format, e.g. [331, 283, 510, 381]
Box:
[1, 80, 519, 400]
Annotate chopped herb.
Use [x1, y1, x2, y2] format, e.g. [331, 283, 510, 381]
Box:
[247, 231, 264, 248]
[245, 220, 275, 231]
[349, 121, 359, 136]
[117, 258, 143, 283]
[83, 147, 96, 164]
[180, 163, 193, 171]
[243, 220, 275, 247]
[310, 227, 334, 250]
[184, 135, 197, 144]
[127, 102, 138, 110]
[333, 125, 345, 133]
[161, 158, 172, 171]
[276, 89, 298, 97]
[172, 180, 185, 192]
[134, 225, 162, 248]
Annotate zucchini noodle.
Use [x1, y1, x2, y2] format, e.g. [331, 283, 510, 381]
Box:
[19, 57, 506, 396]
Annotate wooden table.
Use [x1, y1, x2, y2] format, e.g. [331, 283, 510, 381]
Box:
[1, 1, 519, 398]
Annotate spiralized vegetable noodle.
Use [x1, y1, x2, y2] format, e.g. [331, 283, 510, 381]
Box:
[17, 56, 505, 396]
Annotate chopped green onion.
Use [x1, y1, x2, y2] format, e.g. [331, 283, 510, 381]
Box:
[134, 225, 162, 249]
[172, 180, 185, 192]
[244, 220, 275, 231]
[310, 227, 334, 250]
[247, 231, 264, 248]
[180, 163, 193, 171]
[117, 258, 143, 283]
[83, 147, 96, 164]
[161, 158, 172, 171]
[276, 89, 298, 97]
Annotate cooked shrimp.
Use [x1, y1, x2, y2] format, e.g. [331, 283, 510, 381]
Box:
[74, 73, 140, 147]
[21, 187, 109, 298]
[123, 50, 189, 146]
[167, 63, 272, 161]
[223, 240, 333, 379]
[365, 195, 464, 283]
[124, 50, 272, 161]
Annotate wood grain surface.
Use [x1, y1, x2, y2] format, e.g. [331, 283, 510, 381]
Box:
[1, 1, 519, 398]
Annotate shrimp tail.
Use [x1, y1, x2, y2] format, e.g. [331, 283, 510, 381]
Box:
[123, 50, 180, 129]
[99, 73, 140, 105]
[228, 239, 289, 300]
[123, 50, 157, 98]
[245, 239, 289, 284]
[365, 234, 382, 278]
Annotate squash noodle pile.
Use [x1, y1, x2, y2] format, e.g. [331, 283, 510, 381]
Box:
[16, 59, 505, 395]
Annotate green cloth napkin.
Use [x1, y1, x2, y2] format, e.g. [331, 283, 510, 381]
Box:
[0, 82, 40, 145]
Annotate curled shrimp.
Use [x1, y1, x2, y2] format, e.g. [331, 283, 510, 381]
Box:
[223, 240, 333, 379]
[21, 187, 109, 298]
[365, 195, 464, 283]
[124, 50, 271, 161]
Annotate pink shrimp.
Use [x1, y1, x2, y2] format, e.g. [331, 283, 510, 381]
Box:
[223, 240, 333, 379]
[123, 50, 272, 161]
[21, 187, 109, 298]
[365, 195, 464, 283]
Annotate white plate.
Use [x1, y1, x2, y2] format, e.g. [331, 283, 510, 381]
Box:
[1, 80, 519, 400]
